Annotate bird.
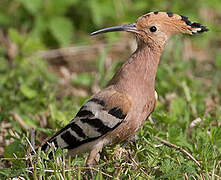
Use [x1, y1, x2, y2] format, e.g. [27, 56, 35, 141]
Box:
[39, 11, 208, 169]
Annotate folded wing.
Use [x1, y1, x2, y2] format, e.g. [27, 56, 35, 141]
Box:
[41, 89, 132, 152]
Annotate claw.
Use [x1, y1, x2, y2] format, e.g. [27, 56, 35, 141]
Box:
[121, 135, 139, 148]
[86, 164, 94, 179]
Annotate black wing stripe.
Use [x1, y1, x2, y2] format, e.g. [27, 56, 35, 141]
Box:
[108, 107, 126, 119]
[66, 119, 122, 149]
[65, 118, 122, 149]
[61, 131, 80, 149]
[70, 123, 87, 138]
[80, 118, 112, 134]
[89, 98, 105, 106]
[76, 109, 94, 118]
[46, 121, 83, 141]
[67, 137, 99, 149]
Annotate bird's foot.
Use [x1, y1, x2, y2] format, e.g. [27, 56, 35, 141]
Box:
[148, 114, 156, 124]
[84, 147, 101, 179]
[85, 164, 94, 179]
[121, 135, 140, 148]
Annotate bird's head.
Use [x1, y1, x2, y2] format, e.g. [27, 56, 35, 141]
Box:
[91, 11, 208, 49]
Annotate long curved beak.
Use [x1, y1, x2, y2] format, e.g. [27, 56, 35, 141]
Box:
[90, 23, 138, 36]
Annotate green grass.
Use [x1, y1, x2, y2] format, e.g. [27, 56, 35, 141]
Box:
[1, 1, 221, 179]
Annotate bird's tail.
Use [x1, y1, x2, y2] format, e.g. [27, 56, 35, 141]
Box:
[31, 137, 59, 159]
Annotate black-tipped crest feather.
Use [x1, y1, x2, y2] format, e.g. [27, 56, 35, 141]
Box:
[180, 14, 209, 33]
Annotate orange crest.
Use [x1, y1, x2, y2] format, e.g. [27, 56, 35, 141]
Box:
[136, 11, 208, 35]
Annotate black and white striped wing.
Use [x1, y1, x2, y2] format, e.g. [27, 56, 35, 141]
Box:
[41, 96, 130, 152]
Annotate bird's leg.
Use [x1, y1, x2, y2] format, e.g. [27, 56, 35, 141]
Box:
[148, 114, 156, 124]
[85, 144, 103, 178]
[121, 135, 138, 148]
[100, 147, 109, 161]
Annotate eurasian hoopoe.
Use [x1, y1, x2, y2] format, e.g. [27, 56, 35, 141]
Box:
[40, 12, 208, 168]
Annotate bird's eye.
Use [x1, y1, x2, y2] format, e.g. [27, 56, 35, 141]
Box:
[149, 26, 157, 32]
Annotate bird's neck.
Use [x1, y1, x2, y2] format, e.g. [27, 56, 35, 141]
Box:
[109, 43, 163, 98]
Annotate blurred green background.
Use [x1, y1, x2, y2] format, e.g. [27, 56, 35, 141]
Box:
[0, 0, 221, 179]
[1, 0, 220, 47]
